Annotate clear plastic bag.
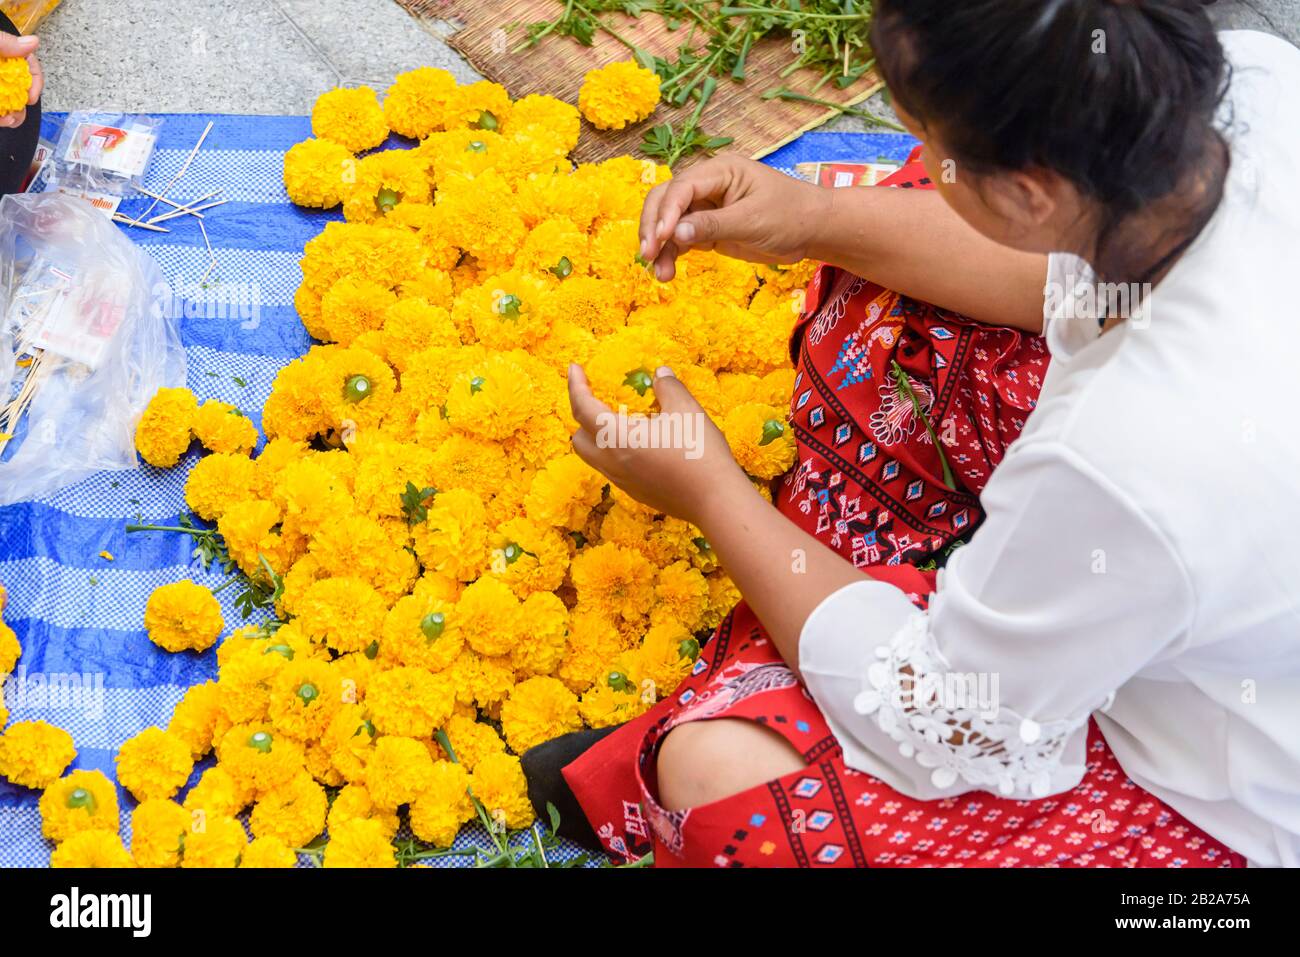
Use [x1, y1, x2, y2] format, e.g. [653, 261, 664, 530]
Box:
[0, 0, 62, 35]
[46, 112, 162, 201]
[0, 192, 185, 505]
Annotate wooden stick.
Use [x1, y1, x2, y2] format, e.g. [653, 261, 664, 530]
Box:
[132, 185, 206, 216]
[124, 121, 214, 227]
[197, 218, 216, 286]
[142, 189, 223, 223]
[112, 214, 170, 233]
[147, 197, 227, 225]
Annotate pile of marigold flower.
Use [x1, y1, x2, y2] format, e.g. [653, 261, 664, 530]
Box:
[0, 68, 816, 868]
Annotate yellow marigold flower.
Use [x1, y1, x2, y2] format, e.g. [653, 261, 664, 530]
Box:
[328, 783, 399, 839]
[558, 609, 628, 694]
[411, 488, 490, 582]
[272, 458, 353, 543]
[0, 55, 32, 114]
[284, 137, 355, 209]
[436, 713, 505, 772]
[488, 516, 568, 598]
[324, 817, 396, 868]
[215, 724, 305, 798]
[181, 814, 247, 868]
[537, 275, 626, 338]
[651, 559, 709, 632]
[184, 451, 257, 521]
[503, 93, 581, 155]
[428, 437, 509, 500]
[311, 85, 388, 153]
[241, 836, 297, 868]
[630, 620, 695, 698]
[442, 79, 513, 131]
[215, 634, 286, 725]
[253, 436, 310, 496]
[318, 275, 397, 347]
[39, 770, 120, 843]
[295, 576, 388, 655]
[368, 666, 456, 739]
[144, 580, 223, 653]
[456, 650, 516, 713]
[470, 752, 533, 830]
[320, 705, 377, 785]
[168, 680, 222, 759]
[0, 609, 20, 676]
[343, 147, 432, 224]
[218, 498, 301, 579]
[399, 266, 456, 307]
[300, 221, 425, 297]
[134, 386, 197, 468]
[579, 60, 660, 131]
[515, 168, 601, 231]
[0, 719, 76, 788]
[510, 591, 569, 677]
[184, 765, 252, 819]
[524, 453, 606, 530]
[130, 799, 191, 867]
[579, 681, 648, 728]
[384, 66, 458, 138]
[250, 770, 327, 846]
[418, 127, 516, 181]
[365, 735, 436, 810]
[433, 170, 527, 271]
[379, 592, 463, 672]
[702, 571, 741, 631]
[306, 512, 413, 600]
[585, 324, 690, 413]
[115, 726, 193, 802]
[454, 576, 520, 658]
[453, 271, 553, 352]
[500, 676, 581, 753]
[442, 353, 542, 442]
[409, 760, 473, 847]
[571, 542, 656, 625]
[513, 216, 590, 279]
[268, 657, 345, 741]
[50, 829, 133, 868]
[723, 402, 796, 479]
[380, 298, 458, 372]
[193, 399, 258, 455]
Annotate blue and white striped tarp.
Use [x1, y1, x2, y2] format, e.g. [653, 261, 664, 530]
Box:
[0, 113, 917, 867]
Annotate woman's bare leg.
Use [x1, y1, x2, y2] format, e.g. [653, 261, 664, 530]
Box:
[656, 718, 806, 813]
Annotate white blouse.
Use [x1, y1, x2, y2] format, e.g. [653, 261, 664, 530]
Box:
[798, 31, 1300, 867]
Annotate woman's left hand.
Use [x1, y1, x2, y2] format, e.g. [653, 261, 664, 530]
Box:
[566, 363, 752, 529]
[0, 33, 42, 129]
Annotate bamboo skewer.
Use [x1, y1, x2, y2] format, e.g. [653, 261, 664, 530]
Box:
[0, 350, 48, 453]
[132, 185, 207, 217]
[147, 196, 227, 225]
[123, 121, 213, 227]
[197, 218, 216, 286]
[112, 214, 170, 233]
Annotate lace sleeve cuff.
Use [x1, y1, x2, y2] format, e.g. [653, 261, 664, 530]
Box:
[850, 613, 1095, 798]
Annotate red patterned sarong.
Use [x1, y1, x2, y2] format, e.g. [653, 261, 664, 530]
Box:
[562, 161, 1244, 868]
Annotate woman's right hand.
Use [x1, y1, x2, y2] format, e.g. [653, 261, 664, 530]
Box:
[0, 32, 41, 128]
[639, 154, 831, 281]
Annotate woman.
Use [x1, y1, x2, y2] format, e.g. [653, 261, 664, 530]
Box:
[528, 0, 1300, 867]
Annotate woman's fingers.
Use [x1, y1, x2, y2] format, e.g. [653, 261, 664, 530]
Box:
[0, 110, 25, 128]
[639, 161, 732, 261]
[27, 53, 43, 104]
[566, 363, 615, 436]
[0, 33, 38, 58]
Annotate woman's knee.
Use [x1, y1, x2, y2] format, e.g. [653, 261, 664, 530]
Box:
[656, 718, 806, 813]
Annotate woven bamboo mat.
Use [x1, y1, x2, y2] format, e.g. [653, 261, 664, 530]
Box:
[396, 0, 883, 168]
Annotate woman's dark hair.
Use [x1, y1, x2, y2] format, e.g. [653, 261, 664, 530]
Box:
[871, 0, 1230, 285]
